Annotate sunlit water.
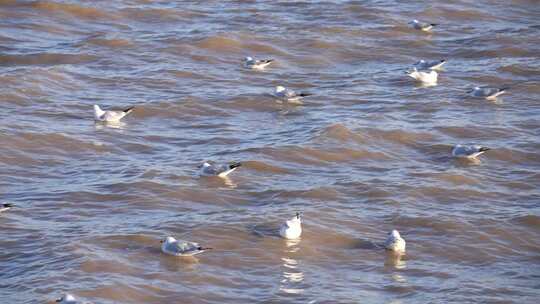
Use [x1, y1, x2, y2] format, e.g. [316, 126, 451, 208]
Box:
[1, 1, 539, 303]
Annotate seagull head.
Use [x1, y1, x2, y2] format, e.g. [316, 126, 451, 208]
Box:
[202, 162, 211, 168]
[290, 213, 301, 224]
[275, 86, 286, 93]
[389, 229, 401, 238]
[409, 19, 419, 24]
[93, 104, 101, 111]
[245, 56, 253, 61]
[161, 236, 175, 244]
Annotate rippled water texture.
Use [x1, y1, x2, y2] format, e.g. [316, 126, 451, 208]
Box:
[1, 1, 540, 303]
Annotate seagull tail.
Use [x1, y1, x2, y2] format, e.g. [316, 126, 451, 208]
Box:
[199, 247, 213, 251]
[299, 93, 312, 97]
[2, 203, 13, 208]
[229, 162, 242, 170]
[264, 59, 274, 63]
[440, 59, 446, 63]
[479, 147, 491, 152]
[430, 23, 438, 26]
[123, 106, 135, 114]
[499, 87, 509, 92]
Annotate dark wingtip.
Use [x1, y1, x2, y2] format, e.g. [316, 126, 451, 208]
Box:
[295, 212, 300, 219]
[2, 203, 13, 208]
[441, 59, 446, 62]
[500, 87, 509, 92]
[123, 106, 135, 113]
[229, 162, 242, 169]
[199, 247, 213, 250]
[266, 59, 274, 63]
[479, 147, 491, 152]
[431, 23, 438, 26]
[299, 93, 312, 97]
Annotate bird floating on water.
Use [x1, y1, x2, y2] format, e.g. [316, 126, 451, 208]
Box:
[384, 230, 406, 253]
[468, 87, 508, 100]
[161, 236, 212, 257]
[244, 56, 274, 70]
[93, 105, 134, 123]
[409, 19, 437, 32]
[452, 144, 490, 159]
[413, 59, 446, 70]
[274, 86, 312, 104]
[200, 161, 242, 178]
[279, 212, 302, 239]
[55, 294, 90, 304]
[0, 203, 13, 213]
[407, 67, 438, 84]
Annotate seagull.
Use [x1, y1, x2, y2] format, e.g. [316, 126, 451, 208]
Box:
[384, 230, 406, 253]
[279, 212, 302, 240]
[407, 67, 438, 84]
[93, 105, 134, 123]
[409, 19, 437, 32]
[468, 87, 508, 100]
[161, 236, 212, 257]
[55, 294, 90, 304]
[274, 86, 312, 104]
[0, 203, 13, 213]
[452, 144, 490, 159]
[413, 59, 446, 70]
[244, 56, 274, 70]
[200, 161, 242, 178]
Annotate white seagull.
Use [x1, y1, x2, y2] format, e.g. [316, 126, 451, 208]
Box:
[407, 67, 438, 84]
[468, 87, 508, 100]
[55, 294, 90, 304]
[200, 161, 242, 178]
[452, 144, 490, 159]
[274, 86, 312, 104]
[0, 203, 13, 213]
[409, 19, 437, 32]
[161, 236, 212, 257]
[279, 212, 302, 240]
[413, 59, 446, 70]
[93, 105, 134, 123]
[384, 230, 406, 253]
[244, 56, 274, 70]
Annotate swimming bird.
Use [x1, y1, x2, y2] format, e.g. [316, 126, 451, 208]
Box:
[407, 67, 438, 84]
[161, 236, 212, 257]
[93, 105, 134, 123]
[409, 19, 437, 32]
[200, 161, 242, 178]
[468, 87, 508, 100]
[413, 59, 446, 70]
[55, 294, 89, 304]
[279, 212, 302, 240]
[0, 203, 13, 213]
[274, 86, 312, 104]
[244, 56, 274, 70]
[452, 144, 490, 159]
[384, 230, 406, 253]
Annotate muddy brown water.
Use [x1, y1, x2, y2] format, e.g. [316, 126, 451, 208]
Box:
[1, 1, 539, 303]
